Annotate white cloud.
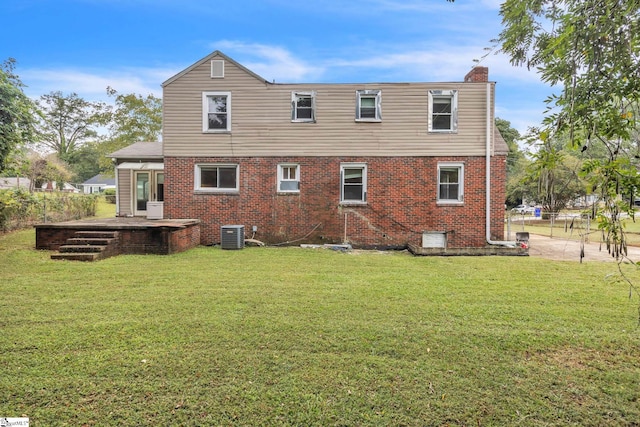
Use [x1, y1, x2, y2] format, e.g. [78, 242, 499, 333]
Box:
[212, 40, 325, 82]
[19, 67, 174, 102]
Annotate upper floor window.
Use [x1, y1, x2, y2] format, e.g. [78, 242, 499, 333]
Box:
[429, 90, 458, 132]
[277, 164, 300, 193]
[291, 91, 316, 122]
[356, 90, 381, 122]
[195, 164, 238, 192]
[202, 91, 231, 132]
[437, 162, 464, 203]
[341, 163, 367, 203]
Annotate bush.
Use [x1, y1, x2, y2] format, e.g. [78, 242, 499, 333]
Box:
[0, 190, 98, 232]
[103, 188, 116, 204]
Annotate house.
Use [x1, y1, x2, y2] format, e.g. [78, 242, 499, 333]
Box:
[112, 51, 509, 250]
[81, 174, 116, 194]
[109, 141, 164, 217]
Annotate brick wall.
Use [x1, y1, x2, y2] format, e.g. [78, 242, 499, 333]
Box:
[164, 155, 506, 249]
[35, 223, 201, 255]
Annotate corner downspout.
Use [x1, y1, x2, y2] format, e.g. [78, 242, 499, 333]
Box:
[485, 82, 515, 246]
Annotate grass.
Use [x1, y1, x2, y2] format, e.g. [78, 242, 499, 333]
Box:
[1, 206, 640, 425]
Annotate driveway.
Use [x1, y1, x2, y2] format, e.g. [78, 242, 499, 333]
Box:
[527, 233, 640, 262]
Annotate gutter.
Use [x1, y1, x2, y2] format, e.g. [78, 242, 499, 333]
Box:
[485, 82, 516, 247]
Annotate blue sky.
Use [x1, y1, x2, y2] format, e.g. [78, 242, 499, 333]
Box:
[1, 0, 555, 136]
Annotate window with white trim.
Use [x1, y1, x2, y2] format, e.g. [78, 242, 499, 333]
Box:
[356, 90, 381, 121]
[202, 91, 231, 132]
[291, 91, 316, 122]
[195, 164, 238, 192]
[437, 163, 464, 202]
[341, 163, 367, 203]
[429, 90, 458, 132]
[277, 164, 300, 193]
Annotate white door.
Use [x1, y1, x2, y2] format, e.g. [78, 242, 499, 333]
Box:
[134, 171, 164, 216]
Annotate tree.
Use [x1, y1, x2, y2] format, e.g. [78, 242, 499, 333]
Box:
[496, 0, 640, 316]
[0, 58, 36, 173]
[65, 141, 102, 184]
[97, 87, 162, 172]
[35, 91, 111, 162]
[525, 135, 586, 215]
[498, 0, 640, 259]
[496, 118, 530, 207]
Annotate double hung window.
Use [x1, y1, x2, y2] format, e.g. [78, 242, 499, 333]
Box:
[202, 91, 231, 132]
[429, 90, 458, 132]
[356, 90, 381, 121]
[437, 163, 464, 203]
[291, 91, 316, 122]
[340, 163, 367, 203]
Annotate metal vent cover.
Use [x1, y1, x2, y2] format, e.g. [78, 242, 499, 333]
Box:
[221, 225, 244, 249]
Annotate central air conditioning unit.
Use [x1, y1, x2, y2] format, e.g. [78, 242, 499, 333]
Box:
[220, 225, 245, 249]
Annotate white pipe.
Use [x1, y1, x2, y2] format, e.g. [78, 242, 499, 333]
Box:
[485, 82, 516, 246]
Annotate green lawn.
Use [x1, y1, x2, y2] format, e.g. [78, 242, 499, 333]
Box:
[1, 215, 640, 425]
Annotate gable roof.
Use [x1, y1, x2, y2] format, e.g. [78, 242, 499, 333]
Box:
[83, 174, 116, 186]
[162, 50, 269, 87]
[109, 141, 163, 159]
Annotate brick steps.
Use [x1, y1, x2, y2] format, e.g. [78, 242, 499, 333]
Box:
[51, 231, 120, 262]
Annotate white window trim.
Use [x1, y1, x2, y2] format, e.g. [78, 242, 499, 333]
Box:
[437, 162, 464, 204]
[355, 89, 382, 122]
[202, 91, 231, 133]
[277, 163, 300, 193]
[194, 163, 239, 193]
[428, 89, 458, 133]
[340, 163, 367, 204]
[291, 91, 316, 123]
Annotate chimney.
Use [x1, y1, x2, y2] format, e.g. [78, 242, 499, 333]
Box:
[464, 66, 489, 83]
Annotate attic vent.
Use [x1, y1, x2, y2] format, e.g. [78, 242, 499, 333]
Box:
[211, 60, 224, 78]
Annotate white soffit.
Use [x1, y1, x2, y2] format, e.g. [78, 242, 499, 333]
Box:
[116, 162, 164, 170]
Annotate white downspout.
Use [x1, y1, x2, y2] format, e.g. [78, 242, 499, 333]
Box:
[485, 82, 515, 246]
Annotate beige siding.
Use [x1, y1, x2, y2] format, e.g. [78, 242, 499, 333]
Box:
[163, 54, 497, 157]
[117, 169, 132, 216]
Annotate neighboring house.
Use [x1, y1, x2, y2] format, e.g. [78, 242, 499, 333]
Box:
[0, 177, 79, 193]
[41, 181, 80, 192]
[81, 174, 116, 194]
[112, 51, 509, 249]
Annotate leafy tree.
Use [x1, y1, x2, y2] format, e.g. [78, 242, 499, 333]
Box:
[496, 117, 530, 207]
[65, 141, 102, 184]
[0, 58, 37, 173]
[496, 117, 524, 175]
[498, 0, 640, 258]
[97, 87, 162, 172]
[35, 91, 111, 162]
[525, 135, 586, 215]
[27, 153, 72, 191]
